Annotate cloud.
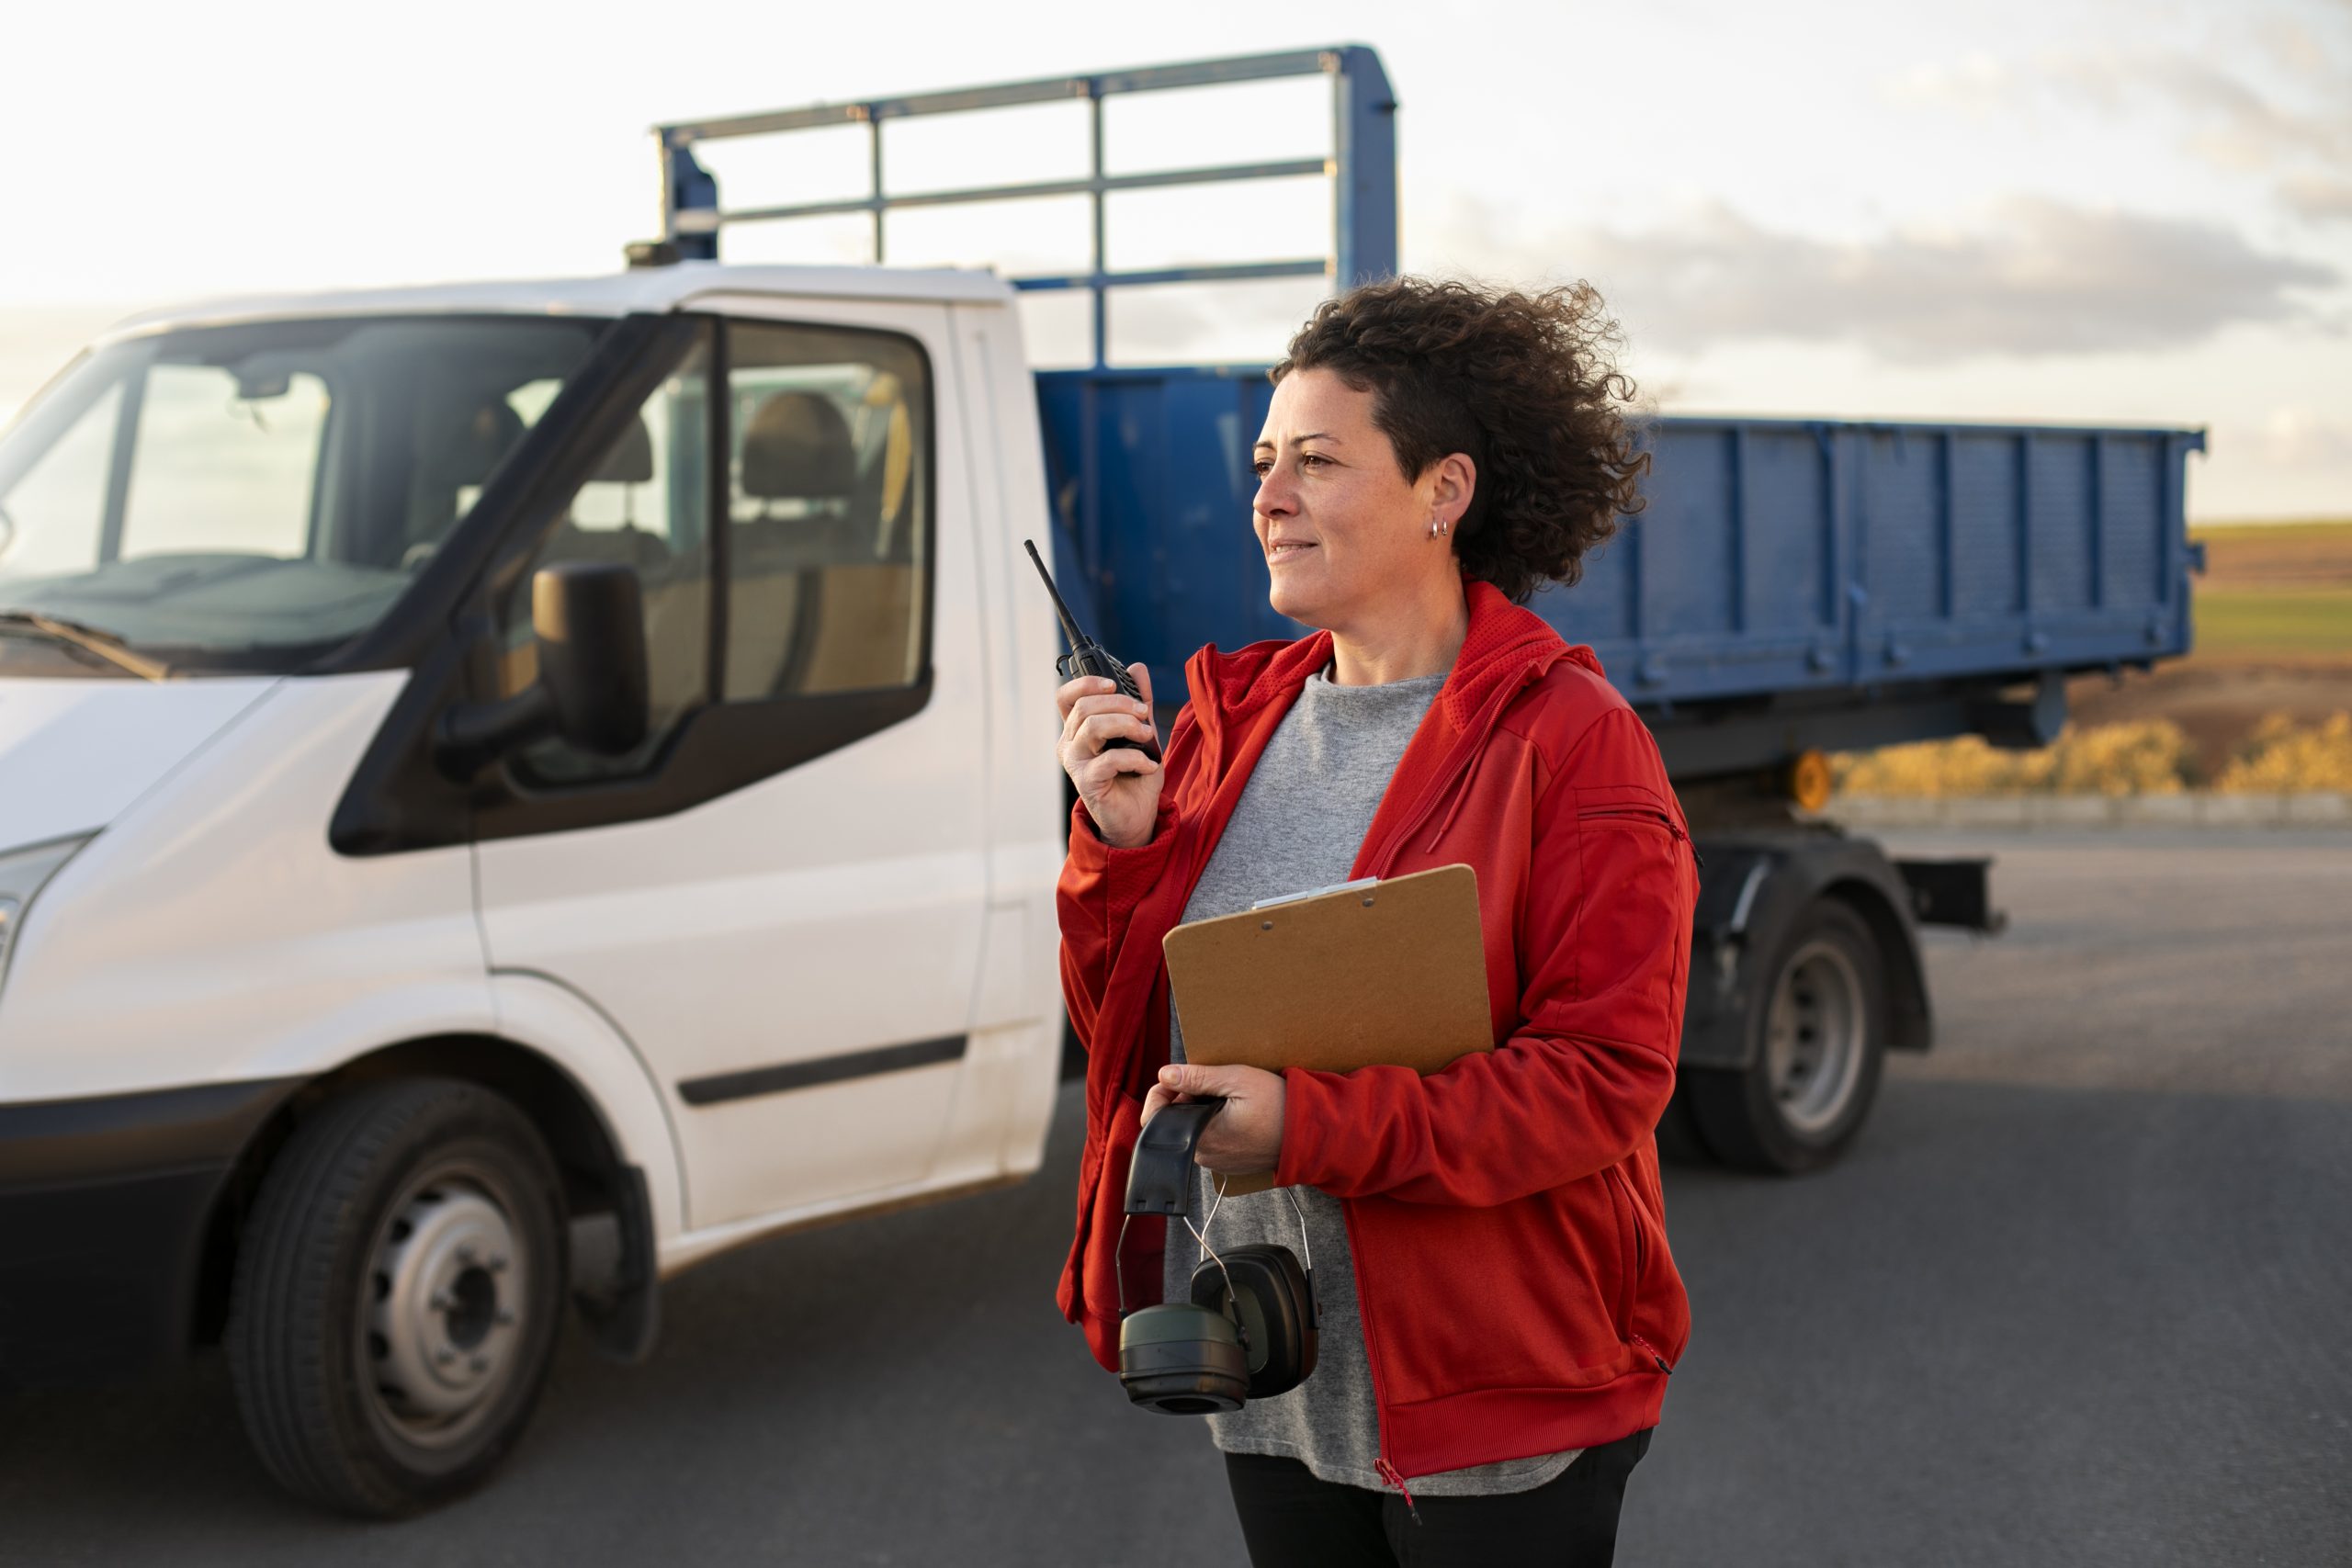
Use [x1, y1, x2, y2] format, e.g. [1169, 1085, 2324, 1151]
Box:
[2280, 173, 2352, 222]
[2116, 56, 2352, 174]
[1889, 39, 2352, 225]
[1886, 51, 2018, 118]
[2254, 14, 2335, 80]
[1464, 197, 2338, 365]
[2253, 406, 2352, 467]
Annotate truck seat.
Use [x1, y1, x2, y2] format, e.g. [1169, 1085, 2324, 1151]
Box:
[730, 390, 917, 696]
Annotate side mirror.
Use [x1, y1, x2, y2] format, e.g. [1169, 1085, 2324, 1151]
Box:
[436, 561, 650, 776]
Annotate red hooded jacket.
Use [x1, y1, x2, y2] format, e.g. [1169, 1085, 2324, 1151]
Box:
[1056, 581, 1701, 1483]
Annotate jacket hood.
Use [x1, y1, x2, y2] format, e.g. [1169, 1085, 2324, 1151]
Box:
[1188, 581, 1594, 722]
[0, 678, 279, 851]
[1181, 581, 1598, 801]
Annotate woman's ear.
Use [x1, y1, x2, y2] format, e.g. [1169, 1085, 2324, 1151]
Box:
[1430, 452, 1478, 531]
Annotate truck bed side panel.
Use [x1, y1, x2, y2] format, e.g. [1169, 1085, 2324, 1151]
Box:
[1041, 367, 2199, 766]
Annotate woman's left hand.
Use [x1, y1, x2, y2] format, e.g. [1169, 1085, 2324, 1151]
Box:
[1142, 1063, 1287, 1177]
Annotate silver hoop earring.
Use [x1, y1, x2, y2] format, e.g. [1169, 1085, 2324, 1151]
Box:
[1429, 518, 1450, 539]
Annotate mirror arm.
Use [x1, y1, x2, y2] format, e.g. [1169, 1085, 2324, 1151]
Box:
[434, 684, 555, 779]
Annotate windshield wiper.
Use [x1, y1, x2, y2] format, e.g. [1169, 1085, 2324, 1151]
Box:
[0, 611, 172, 682]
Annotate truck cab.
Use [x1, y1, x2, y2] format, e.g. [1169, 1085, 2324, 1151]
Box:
[0, 265, 1068, 1513]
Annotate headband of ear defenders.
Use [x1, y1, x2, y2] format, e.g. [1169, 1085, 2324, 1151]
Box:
[1125, 1098, 1226, 1216]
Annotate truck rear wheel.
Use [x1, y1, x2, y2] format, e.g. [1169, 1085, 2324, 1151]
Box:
[224, 1078, 567, 1517]
[1684, 898, 1887, 1173]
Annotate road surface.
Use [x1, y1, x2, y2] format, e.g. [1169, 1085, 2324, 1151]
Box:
[3, 828, 2346, 1565]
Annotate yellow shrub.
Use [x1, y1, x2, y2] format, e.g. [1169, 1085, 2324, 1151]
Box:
[2212, 711, 2352, 793]
[1830, 720, 2195, 797]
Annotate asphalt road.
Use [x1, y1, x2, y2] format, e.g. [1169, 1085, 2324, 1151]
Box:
[4, 828, 2347, 1566]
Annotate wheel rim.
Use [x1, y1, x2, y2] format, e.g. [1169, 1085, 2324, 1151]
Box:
[362, 1160, 531, 1452]
[1763, 938, 1867, 1135]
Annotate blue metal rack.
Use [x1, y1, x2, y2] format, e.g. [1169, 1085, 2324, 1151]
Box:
[655, 46, 2206, 778]
[653, 46, 1396, 369]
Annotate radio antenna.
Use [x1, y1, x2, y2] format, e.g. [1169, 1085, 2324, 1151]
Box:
[1023, 538, 1089, 655]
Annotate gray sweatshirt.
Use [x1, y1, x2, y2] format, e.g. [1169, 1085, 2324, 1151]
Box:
[1164, 665, 1582, 1496]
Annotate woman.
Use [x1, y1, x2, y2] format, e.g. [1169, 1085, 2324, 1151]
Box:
[1053, 277, 1699, 1567]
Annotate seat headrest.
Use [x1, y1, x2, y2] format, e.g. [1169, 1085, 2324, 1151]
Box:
[433, 399, 527, 486]
[741, 392, 854, 502]
[593, 413, 655, 486]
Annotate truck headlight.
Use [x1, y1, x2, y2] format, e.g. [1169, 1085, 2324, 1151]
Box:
[0, 834, 94, 987]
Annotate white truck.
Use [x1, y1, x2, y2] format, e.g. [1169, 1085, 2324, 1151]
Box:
[0, 264, 1070, 1512]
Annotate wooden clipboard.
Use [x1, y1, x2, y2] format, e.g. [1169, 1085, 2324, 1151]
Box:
[1161, 863, 1493, 1194]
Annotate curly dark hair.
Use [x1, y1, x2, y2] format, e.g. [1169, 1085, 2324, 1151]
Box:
[1270, 276, 1647, 604]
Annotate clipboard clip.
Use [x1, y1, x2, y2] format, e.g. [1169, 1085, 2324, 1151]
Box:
[1250, 877, 1377, 913]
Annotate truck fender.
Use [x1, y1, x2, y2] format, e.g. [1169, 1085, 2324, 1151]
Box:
[183, 977, 680, 1366]
[485, 971, 687, 1259]
[220, 974, 684, 1250]
[1678, 833, 1932, 1072]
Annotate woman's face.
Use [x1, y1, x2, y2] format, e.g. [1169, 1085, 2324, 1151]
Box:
[1250, 368, 1465, 631]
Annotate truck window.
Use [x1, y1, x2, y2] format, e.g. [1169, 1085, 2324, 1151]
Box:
[0, 380, 119, 581]
[722, 321, 929, 699]
[119, 363, 326, 561]
[0, 315, 605, 673]
[501, 332, 715, 783]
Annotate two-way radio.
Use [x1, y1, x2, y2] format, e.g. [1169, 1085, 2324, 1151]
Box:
[1023, 538, 1160, 763]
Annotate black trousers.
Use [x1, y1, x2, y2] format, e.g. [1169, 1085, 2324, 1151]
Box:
[1221, 1427, 1653, 1568]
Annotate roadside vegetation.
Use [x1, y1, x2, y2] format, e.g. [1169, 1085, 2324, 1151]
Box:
[1831, 711, 2352, 796]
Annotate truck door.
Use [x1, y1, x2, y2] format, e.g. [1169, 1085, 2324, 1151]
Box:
[472, 301, 989, 1233]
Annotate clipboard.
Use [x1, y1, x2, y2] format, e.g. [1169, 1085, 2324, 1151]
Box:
[1161, 863, 1493, 1194]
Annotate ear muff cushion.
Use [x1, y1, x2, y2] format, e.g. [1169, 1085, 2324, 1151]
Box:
[1118, 1303, 1248, 1415]
[1191, 1244, 1318, 1400]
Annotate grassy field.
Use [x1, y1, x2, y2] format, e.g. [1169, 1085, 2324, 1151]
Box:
[2186, 520, 2352, 660]
[2191, 589, 2352, 657]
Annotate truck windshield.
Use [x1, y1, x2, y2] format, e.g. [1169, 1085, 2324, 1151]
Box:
[0, 314, 609, 676]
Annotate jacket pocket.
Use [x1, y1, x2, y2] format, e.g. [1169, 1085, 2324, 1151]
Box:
[1604, 1162, 1688, 1371]
[1575, 784, 1701, 872]
[1354, 1182, 1635, 1405]
[1577, 806, 1690, 854]
[1601, 1163, 1643, 1335]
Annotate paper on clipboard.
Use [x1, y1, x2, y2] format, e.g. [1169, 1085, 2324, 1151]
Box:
[1161, 863, 1494, 1193]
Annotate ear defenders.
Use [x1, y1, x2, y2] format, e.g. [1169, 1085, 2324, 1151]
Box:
[1115, 1098, 1319, 1416]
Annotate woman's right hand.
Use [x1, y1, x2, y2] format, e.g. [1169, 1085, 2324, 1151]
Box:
[1056, 664, 1163, 849]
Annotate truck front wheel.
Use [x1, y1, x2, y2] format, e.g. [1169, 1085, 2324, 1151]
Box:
[1683, 898, 1888, 1174]
[224, 1078, 567, 1517]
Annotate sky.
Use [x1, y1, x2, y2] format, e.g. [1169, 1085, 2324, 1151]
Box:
[1, 0, 2346, 520]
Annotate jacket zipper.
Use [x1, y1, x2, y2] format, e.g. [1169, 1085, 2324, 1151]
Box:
[1580, 805, 1704, 871]
[1361, 665, 1540, 873]
[1374, 1458, 1420, 1523]
[1340, 1198, 1422, 1524]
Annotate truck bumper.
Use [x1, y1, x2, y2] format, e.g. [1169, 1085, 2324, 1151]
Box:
[0, 1079, 298, 1389]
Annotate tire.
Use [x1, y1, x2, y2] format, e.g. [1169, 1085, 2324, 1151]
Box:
[1651, 1081, 1713, 1167]
[224, 1078, 568, 1517]
[1683, 898, 1888, 1174]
